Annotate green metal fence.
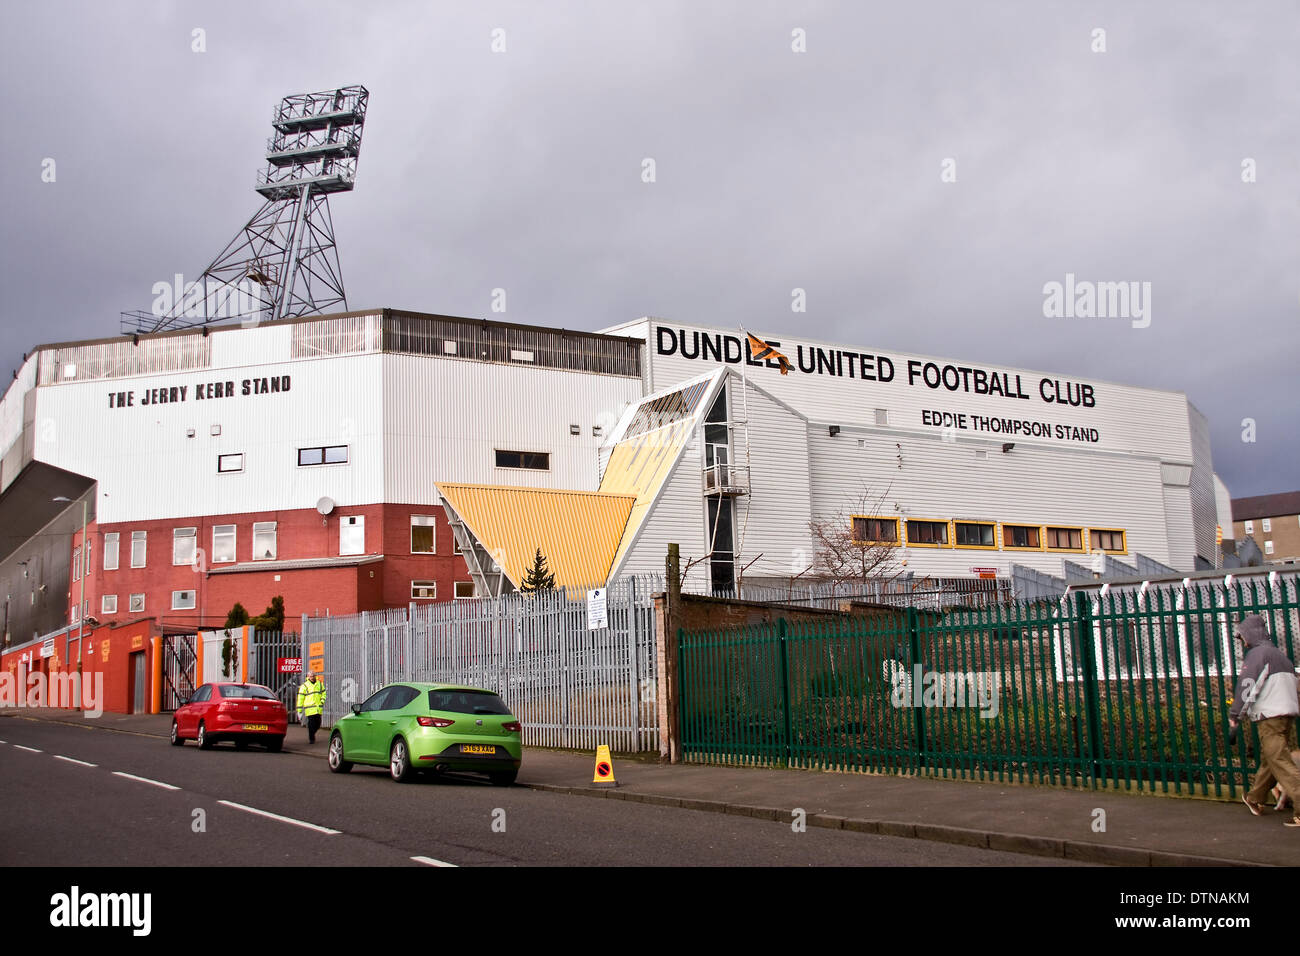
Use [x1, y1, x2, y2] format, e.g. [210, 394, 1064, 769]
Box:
[676, 576, 1300, 797]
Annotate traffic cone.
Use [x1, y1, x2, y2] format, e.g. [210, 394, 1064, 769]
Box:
[592, 744, 617, 788]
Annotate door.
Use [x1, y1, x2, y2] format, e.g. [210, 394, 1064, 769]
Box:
[349, 687, 393, 762]
[130, 651, 147, 714]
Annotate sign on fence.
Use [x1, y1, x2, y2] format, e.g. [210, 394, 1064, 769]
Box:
[587, 588, 608, 630]
[277, 657, 302, 673]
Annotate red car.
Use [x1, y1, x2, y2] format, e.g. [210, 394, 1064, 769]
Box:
[170, 682, 288, 752]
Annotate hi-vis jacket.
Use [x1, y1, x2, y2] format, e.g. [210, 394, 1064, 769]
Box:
[296, 677, 327, 717]
[1230, 614, 1300, 723]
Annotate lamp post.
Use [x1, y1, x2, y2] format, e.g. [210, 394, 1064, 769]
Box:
[53, 494, 87, 710]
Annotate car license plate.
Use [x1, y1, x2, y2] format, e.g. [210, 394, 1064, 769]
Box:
[243, 724, 269, 731]
[462, 745, 496, 755]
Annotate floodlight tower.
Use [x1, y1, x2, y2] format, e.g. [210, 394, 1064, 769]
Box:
[123, 85, 369, 334]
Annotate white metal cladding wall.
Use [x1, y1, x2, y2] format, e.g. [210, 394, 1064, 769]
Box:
[32, 353, 386, 524]
[614, 433, 709, 579]
[303, 580, 659, 752]
[380, 353, 641, 500]
[1163, 485, 1197, 570]
[731, 378, 814, 579]
[0, 354, 37, 455]
[805, 423, 1173, 576]
[1186, 402, 1217, 563]
[1214, 474, 1234, 540]
[642, 321, 1196, 464]
[208, 321, 295, 368]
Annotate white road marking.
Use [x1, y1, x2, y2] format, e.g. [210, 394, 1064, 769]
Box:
[112, 771, 180, 791]
[218, 800, 340, 835]
[54, 755, 97, 767]
[411, 856, 458, 867]
[13, 745, 42, 753]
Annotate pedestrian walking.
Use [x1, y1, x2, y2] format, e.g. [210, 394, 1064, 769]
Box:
[296, 672, 327, 744]
[1229, 613, 1300, 825]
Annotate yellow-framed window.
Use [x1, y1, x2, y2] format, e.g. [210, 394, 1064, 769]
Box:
[1089, 528, 1127, 553]
[851, 515, 900, 545]
[905, 518, 951, 548]
[1001, 524, 1043, 551]
[953, 520, 998, 549]
[1045, 526, 1086, 552]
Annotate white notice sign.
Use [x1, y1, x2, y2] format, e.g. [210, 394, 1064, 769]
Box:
[587, 588, 608, 630]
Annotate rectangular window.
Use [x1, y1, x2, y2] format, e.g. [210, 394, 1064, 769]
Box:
[129, 593, 145, 613]
[494, 449, 550, 470]
[298, 445, 348, 466]
[906, 520, 950, 546]
[454, 581, 476, 600]
[253, 522, 277, 561]
[172, 590, 196, 610]
[102, 594, 117, 614]
[131, 531, 147, 568]
[1265, 540, 1275, 555]
[851, 516, 898, 544]
[1003, 525, 1042, 549]
[411, 580, 437, 600]
[1090, 528, 1126, 553]
[340, 515, 364, 556]
[411, 515, 436, 554]
[1245, 520, 1254, 534]
[509, 349, 535, 363]
[73, 547, 81, 582]
[1046, 527, 1085, 551]
[71, 603, 79, 624]
[1263, 517, 1272, 532]
[954, 522, 997, 548]
[212, 524, 236, 563]
[218, 453, 244, 473]
[173, 527, 197, 566]
[874, 409, 889, 426]
[103, 532, 119, 571]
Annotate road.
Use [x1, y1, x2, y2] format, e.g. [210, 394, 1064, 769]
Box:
[0, 716, 1087, 867]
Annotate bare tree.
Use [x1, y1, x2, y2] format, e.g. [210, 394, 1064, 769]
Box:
[806, 484, 906, 595]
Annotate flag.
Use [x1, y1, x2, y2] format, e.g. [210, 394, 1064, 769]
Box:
[745, 330, 793, 375]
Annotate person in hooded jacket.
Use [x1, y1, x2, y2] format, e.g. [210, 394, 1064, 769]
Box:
[1229, 613, 1300, 823]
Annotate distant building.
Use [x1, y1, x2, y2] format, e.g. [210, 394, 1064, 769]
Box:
[1232, 491, 1300, 564]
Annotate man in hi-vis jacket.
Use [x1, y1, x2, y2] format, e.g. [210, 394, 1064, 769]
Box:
[1230, 614, 1300, 824]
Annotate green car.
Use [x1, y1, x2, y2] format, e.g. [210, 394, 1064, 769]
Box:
[327, 682, 523, 785]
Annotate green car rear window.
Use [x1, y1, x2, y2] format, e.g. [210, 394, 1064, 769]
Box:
[427, 689, 512, 715]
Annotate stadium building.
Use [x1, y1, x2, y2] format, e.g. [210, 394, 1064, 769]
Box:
[0, 307, 1226, 644]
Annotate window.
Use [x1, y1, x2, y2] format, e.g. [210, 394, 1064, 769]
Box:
[1003, 525, 1042, 549]
[874, 409, 889, 426]
[411, 515, 436, 554]
[103, 532, 119, 571]
[1090, 529, 1126, 553]
[84, 541, 91, 576]
[495, 449, 549, 470]
[453, 537, 464, 555]
[212, 525, 236, 564]
[906, 520, 950, 547]
[1266, 541, 1275, 555]
[298, 445, 349, 466]
[851, 516, 899, 544]
[253, 522, 277, 560]
[454, 581, 476, 599]
[172, 590, 196, 610]
[217, 685, 278, 700]
[411, 580, 437, 599]
[1046, 527, 1085, 551]
[70, 603, 79, 624]
[191, 685, 212, 703]
[73, 547, 81, 582]
[1263, 518, 1272, 532]
[173, 527, 197, 566]
[427, 689, 511, 715]
[340, 515, 364, 556]
[218, 453, 244, 473]
[129, 593, 145, 613]
[954, 522, 997, 548]
[131, 531, 147, 568]
[1245, 520, 1254, 534]
[102, 595, 118, 614]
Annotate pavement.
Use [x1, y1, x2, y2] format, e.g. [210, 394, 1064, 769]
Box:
[9, 706, 1300, 867]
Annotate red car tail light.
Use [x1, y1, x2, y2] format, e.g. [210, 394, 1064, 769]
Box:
[417, 716, 455, 728]
[501, 721, 522, 733]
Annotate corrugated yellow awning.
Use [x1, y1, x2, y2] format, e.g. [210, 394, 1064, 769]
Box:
[436, 483, 636, 589]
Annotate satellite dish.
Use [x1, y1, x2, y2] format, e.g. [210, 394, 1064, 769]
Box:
[316, 496, 336, 516]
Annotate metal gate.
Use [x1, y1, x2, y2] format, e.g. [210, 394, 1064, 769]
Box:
[251, 629, 302, 723]
[160, 633, 197, 712]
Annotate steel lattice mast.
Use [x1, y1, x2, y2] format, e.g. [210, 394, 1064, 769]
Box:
[123, 85, 369, 334]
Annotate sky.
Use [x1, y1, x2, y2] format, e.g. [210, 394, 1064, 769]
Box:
[1, 1, 1296, 497]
